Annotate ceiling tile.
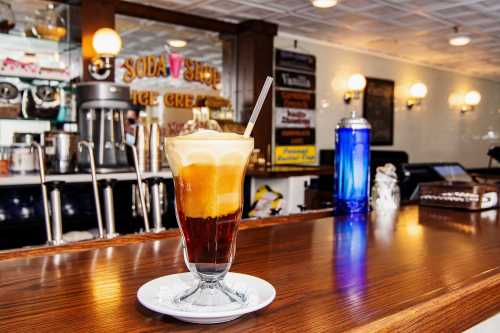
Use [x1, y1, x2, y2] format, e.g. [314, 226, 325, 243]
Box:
[122, 0, 500, 81]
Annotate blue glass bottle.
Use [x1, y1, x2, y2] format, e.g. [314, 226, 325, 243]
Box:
[334, 113, 371, 215]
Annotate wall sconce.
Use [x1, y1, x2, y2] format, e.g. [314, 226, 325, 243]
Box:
[343, 73, 366, 104]
[88, 28, 122, 80]
[461, 90, 481, 113]
[407, 82, 428, 110]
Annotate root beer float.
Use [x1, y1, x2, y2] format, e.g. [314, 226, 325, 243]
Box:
[165, 76, 273, 308]
[165, 130, 253, 278]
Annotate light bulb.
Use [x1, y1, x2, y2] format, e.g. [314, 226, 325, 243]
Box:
[409, 82, 427, 99]
[92, 28, 122, 57]
[347, 73, 366, 91]
[465, 90, 481, 106]
[449, 35, 471, 46]
[167, 39, 187, 48]
[311, 0, 338, 8]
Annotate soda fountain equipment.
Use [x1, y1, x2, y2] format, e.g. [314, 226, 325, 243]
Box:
[76, 82, 131, 173]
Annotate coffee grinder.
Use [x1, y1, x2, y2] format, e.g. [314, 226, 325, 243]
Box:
[76, 82, 131, 173]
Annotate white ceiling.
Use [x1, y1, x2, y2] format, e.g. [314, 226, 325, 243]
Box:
[127, 0, 500, 81]
[116, 14, 222, 69]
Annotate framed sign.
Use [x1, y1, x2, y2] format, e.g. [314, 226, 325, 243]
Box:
[276, 108, 315, 128]
[275, 90, 315, 109]
[275, 145, 316, 164]
[276, 128, 315, 145]
[275, 70, 315, 90]
[362, 77, 394, 145]
[274, 48, 317, 164]
[275, 49, 316, 72]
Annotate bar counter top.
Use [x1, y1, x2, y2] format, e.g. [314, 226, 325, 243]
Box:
[247, 164, 333, 177]
[1, 205, 500, 332]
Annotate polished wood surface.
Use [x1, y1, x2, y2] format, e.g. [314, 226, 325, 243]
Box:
[1, 206, 500, 332]
[0, 209, 332, 261]
[247, 165, 334, 177]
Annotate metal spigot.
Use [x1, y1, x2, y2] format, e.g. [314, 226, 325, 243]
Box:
[45, 181, 65, 245]
[98, 179, 118, 239]
[120, 142, 150, 232]
[31, 142, 52, 244]
[78, 141, 105, 239]
[147, 177, 165, 233]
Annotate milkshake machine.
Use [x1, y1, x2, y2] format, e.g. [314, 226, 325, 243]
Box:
[76, 82, 150, 235]
[76, 82, 130, 173]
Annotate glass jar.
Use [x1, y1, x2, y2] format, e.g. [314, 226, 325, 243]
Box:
[9, 144, 35, 174]
[0, 0, 15, 34]
[31, 3, 66, 41]
[0, 146, 10, 176]
[371, 164, 400, 211]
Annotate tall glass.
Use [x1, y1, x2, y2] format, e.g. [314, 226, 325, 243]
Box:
[165, 131, 253, 309]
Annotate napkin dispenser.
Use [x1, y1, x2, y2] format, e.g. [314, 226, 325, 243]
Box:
[419, 181, 499, 211]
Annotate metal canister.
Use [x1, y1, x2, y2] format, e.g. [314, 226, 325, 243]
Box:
[44, 131, 77, 174]
[334, 112, 371, 215]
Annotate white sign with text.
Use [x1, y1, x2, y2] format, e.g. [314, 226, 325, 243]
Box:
[276, 107, 315, 128]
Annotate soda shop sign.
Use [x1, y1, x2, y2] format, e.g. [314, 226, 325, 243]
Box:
[132, 90, 230, 109]
[121, 52, 221, 90]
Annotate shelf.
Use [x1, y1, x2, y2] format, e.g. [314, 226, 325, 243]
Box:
[0, 170, 173, 187]
[0, 33, 80, 54]
[0, 70, 70, 82]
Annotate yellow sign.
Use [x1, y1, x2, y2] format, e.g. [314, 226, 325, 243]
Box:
[275, 145, 316, 165]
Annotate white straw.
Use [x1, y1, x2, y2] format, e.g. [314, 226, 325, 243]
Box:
[243, 76, 274, 138]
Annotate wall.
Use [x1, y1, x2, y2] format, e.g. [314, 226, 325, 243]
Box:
[275, 34, 500, 168]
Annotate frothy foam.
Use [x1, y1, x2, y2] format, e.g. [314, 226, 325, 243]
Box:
[165, 130, 253, 174]
[173, 129, 245, 140]
[165, 130, 254, 218]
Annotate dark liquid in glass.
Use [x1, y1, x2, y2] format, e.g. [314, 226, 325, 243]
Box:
[173, 163, 245, 277]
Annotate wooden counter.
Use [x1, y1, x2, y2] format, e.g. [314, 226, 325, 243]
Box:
[1, 205, 500, 332]
[247, 165, 333, 178]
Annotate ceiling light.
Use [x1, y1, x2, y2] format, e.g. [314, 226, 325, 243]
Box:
[449, 26, 471, 46]
[449, 35, 471, 46]
[167, 39, 187, 48]
[311, 0, 339, 8]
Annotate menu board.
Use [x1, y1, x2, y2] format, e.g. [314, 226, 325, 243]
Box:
[362, 78, 394, 145]
[275, 90, 315, 109]
[275, 49, 316, 72]
[275, 146, 316, 164]
[275, 70, 315, 90]
[276, 128, 315, 145]
[276, 108, 315, 128]
[274, 48, 316, 165]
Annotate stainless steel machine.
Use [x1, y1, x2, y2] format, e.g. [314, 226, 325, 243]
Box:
[76, 82, 130, 173]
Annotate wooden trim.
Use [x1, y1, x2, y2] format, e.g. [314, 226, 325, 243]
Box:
[0, 209, 332, 261]
[115, 1, 238, 34]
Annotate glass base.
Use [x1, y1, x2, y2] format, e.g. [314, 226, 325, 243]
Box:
[174, 279, 248, 310]
[335, 199, 369, 215]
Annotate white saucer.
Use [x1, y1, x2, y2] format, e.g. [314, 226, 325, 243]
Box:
[137, 272, 276, 324]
